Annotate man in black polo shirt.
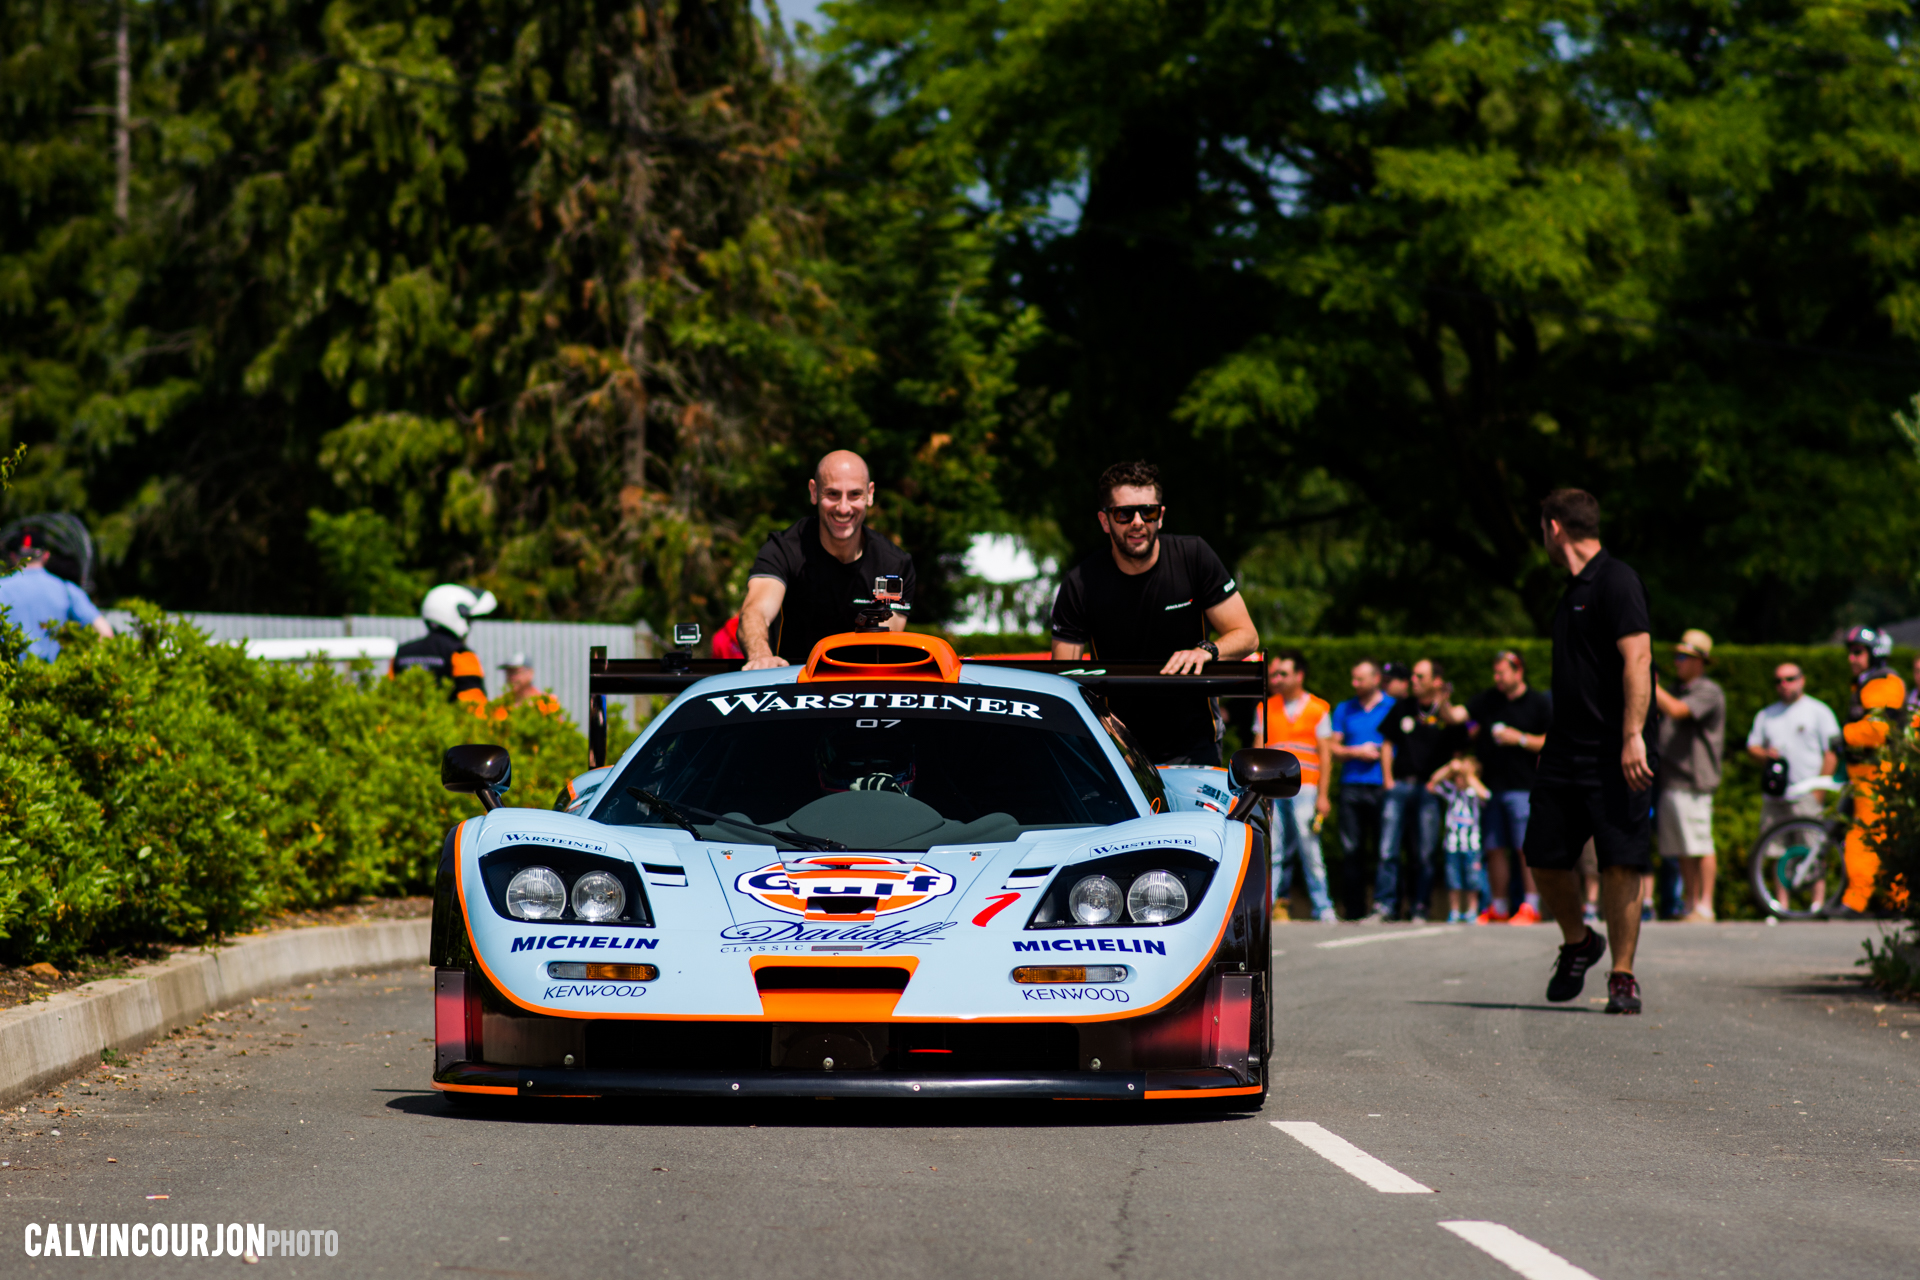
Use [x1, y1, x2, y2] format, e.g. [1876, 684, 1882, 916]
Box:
[740, 450, 915, 668]
[1464, 649, 1553, 922]
[1524, 488, 1655, 1015]
[1049, 460, 1259, 764]
[1376, 657, 1465, 922]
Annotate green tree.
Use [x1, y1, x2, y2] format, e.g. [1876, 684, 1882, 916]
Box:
[1, 1, 1025, 630]
[827, 0, 1920, 639]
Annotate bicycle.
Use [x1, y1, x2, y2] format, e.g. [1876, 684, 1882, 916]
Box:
[1747, 777, 1852, 920]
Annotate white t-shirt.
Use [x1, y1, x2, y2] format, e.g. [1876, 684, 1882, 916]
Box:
[1747, 695, 1841, 785]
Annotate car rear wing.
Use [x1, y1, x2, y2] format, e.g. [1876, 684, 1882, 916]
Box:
[585, 645, 1267, 767]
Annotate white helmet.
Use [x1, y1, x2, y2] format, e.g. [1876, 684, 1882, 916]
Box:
[420, 584, 497, 639]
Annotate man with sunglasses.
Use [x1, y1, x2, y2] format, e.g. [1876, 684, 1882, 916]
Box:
[1746, 663, 1839, 841]
[1050, 460, 1259, 764]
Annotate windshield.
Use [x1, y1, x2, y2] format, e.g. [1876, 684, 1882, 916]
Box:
[591, 683, 1140, 851]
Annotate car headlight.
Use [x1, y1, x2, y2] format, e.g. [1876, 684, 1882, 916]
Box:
[1068, 875, 1125, 926]
[479, 844, 653, 927]
[506, 866, 566, 920]
[571, 870, 626, 922]
[1126, 870, 1188, 923]
[1026, 848, 1216, 929]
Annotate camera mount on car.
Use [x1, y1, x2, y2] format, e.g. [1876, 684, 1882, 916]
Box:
[662, 622, 701, 673]
[853, 575, 904, 632]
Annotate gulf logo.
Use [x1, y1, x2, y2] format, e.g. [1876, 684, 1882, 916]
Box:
[734, 855, 957, 920]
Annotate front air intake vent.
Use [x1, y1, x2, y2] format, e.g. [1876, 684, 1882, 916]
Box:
[753, 966, 911, 992]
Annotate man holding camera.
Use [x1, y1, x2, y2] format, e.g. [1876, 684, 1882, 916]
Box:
[1050, 460, 1259, 764]
[1747, 661, 1838, 836]
[740, 450, 915, 669]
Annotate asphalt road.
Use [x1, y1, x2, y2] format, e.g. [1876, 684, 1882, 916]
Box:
[5, 921, 1916, 1279]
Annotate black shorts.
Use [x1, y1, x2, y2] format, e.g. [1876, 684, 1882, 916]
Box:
[1523, 780, 1652, 872]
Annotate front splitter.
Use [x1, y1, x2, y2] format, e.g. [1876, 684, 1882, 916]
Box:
[436, 1063, 1251, 1100]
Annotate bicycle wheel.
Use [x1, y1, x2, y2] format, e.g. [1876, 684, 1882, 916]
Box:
[1748, 818, 1844, 919]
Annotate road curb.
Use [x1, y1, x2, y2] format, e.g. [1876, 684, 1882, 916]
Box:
[0, 918, 429, 1106]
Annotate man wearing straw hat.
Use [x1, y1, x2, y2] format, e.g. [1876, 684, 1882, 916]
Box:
[1654, 629, 1727, 922]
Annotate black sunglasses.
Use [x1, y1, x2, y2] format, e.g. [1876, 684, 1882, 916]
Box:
[1105, 504, 1164, 525]
[1776, 674, 1803, 683]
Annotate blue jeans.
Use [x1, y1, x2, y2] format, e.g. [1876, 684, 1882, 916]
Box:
[1479, 788, 1532, 912]
[1270, 787, 1333, 917]
[1445, 846, 1484, 893]
[1377, 781, 1443, 918]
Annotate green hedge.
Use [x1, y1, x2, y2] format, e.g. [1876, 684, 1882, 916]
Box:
[0, 607, 628, 964]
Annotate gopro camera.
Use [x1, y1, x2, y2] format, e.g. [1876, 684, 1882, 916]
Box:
[853, 576, 906, 631]
[662, 622, 701, 673]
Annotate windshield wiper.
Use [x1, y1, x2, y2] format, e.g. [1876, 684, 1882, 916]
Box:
[625, 787, 846, 851]
[626, 787, 702, 840]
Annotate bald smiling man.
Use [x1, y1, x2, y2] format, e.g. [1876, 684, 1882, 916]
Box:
[739, 450, 917, 669]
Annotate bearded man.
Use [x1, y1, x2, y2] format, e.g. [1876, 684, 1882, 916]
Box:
[1048, 460, 1258, 764]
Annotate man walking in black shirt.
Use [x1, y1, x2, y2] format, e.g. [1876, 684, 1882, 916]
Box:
[1524, 488, 1655, 1015]
[740, 450, 916, 669]
[1050, 460, 1259, 763]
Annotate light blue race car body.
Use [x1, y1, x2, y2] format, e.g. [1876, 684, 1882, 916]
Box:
[430, 637, 1283, 1104]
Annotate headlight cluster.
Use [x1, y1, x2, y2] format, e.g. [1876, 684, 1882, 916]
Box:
[1065, 869, 1187, 925]
[1027, 849, 1215, 929]
[479, 846, 651, 927]
[505, 866, 627, 922]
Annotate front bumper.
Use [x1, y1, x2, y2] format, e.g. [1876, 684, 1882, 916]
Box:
[434, 1062, 1257, 1100]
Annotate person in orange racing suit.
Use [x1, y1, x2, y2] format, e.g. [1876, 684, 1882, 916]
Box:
[1835, 625, 1907, 917]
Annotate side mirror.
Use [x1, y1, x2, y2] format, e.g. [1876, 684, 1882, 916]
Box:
[1226, 748, 1300, 821]
[443, 745, 512, 812]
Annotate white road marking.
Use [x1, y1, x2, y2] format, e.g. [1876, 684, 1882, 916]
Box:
[1439, 1221, 1603, 1280]
[1316, 926, 1453, 949]
[1270, 1121, 1434, 1193]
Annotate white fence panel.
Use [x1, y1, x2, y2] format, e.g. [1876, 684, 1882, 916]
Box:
[107, 612, 350, 642]
[104, 610, 655, 731]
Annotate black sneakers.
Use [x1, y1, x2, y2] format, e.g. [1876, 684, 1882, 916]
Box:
[1605, 972, 1642, 1015]
[1546, 927, 1607, 1002]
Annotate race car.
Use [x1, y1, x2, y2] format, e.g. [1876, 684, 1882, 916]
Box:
[429, 631, 1297, 1106]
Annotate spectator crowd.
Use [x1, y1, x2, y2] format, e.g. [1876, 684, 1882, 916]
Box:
[1253, 632, 1868, 925]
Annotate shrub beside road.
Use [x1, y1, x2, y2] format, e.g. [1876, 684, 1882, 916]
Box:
[0, 607, 618, 965]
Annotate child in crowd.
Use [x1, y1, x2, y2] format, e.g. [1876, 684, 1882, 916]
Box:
[1428, 752, 1491, 923]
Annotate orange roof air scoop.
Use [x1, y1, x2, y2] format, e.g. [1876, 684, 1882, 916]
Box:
[798, 632, 963, 683]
